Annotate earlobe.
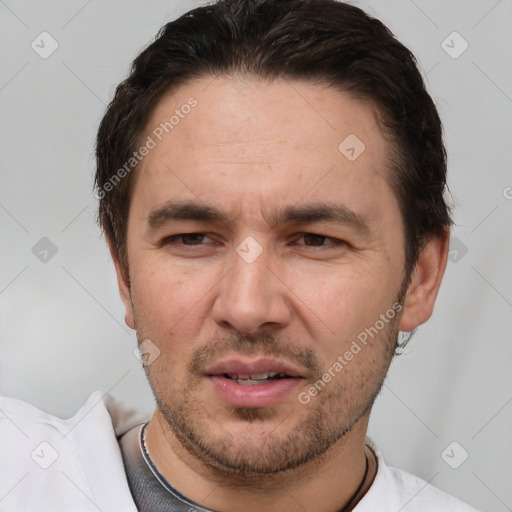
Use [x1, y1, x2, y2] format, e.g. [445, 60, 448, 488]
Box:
[399, 229, 450, 332]
[107, 239, 136, 330]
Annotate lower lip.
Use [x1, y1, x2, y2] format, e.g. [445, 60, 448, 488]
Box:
[208, 376, 302, 408]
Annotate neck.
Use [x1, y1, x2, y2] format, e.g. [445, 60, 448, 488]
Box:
[145, 410, 372, 512]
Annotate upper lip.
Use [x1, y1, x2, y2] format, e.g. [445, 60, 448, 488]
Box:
[205, 357, 305, 378]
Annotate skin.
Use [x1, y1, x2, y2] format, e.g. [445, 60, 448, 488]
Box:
[111, 77, 449, 512]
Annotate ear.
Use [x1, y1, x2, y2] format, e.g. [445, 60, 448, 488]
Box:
[399, 229, 450, 332]
[107, 238, 135, 330]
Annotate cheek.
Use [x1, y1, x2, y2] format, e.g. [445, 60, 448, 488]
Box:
[285, 262, 399, 339]
[130, 266, 210, 378]
[129, 259, 218, 335]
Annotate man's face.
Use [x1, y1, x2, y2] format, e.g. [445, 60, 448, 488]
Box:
[121, 77, 409, 475]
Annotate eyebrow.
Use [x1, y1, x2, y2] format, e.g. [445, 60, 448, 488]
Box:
[148, 200, 229, 229]
[271, 203, 370, 234]
[147, 199, 370, 234]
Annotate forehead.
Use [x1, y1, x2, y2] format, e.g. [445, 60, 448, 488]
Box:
[143, 76, 386, 160]
[133, 76, 397, 224]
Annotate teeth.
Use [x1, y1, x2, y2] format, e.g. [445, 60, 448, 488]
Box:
[224, 371, 288, 384]
[250, 372, 274, 380]
[236, 378, 270, 386]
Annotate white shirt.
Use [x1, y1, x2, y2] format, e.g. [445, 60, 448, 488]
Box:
[0, 392, 479, 511]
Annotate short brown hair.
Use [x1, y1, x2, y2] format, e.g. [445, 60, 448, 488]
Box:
[95, 0, 451, 275]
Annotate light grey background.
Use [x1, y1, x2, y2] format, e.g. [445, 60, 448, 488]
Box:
[1, 1, 511, 510]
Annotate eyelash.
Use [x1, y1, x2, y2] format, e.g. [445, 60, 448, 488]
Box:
[163, 233, 215, 246]
[162, 233, 346, 248]
[292, 233, 346, 247]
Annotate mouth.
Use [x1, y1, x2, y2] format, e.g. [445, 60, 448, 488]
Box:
[223, 371, 291, 386]
[204, 358, 305, 408]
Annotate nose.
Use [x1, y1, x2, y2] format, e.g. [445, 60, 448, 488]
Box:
[211, 242, 292, 334]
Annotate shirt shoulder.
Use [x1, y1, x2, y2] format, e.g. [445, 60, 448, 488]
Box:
[0, 392, 148, 512]
[356, 439, 480, 512]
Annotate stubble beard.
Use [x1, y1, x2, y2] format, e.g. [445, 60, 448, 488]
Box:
[139, 316, 400, 478]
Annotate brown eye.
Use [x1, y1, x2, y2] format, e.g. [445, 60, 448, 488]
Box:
[164, 233, 210, 245]
[302, 233, 327, 246]
[179, 233, 206, 245]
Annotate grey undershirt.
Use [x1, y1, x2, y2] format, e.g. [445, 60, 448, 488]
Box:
[119, 423, 213, 512]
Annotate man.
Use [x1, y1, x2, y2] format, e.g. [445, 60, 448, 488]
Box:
[0, 0, 479, 510]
